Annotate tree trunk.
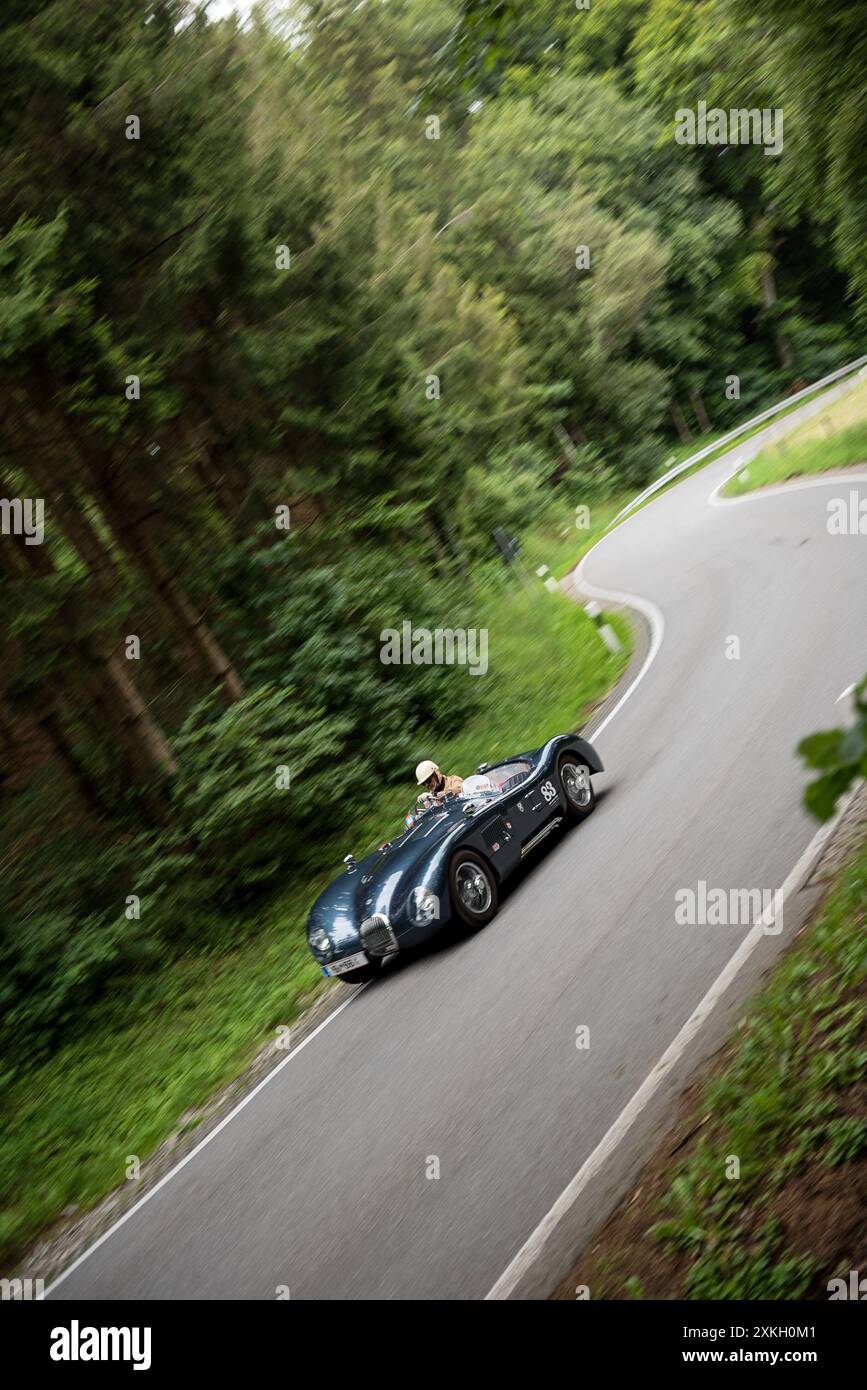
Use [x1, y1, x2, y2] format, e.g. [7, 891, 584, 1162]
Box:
[77, 664, 174, 820]
[670, 400, 693, 444]
[37, 706, 112, 819]
[689, 387, 711, 434]
[0, 698, 18, 793]
[553, 423, 580, 468]
[759, 262, 795, 371]
[70, 434, 246, 703]
[106, 651, 178, 775]
[46, 495, 179, 775]
[427, 503, 469, 584]
[4, 461, 181, 784]
[180, 422, 240, 528]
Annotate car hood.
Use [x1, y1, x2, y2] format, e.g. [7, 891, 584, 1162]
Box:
[307, 796, 491, 950]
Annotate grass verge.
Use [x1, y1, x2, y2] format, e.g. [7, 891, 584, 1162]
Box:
[724, 377, 867, 496]
[521, 493, 633, 582]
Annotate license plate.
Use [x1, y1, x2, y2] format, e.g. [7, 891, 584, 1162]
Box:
[322, 950, 368, 978]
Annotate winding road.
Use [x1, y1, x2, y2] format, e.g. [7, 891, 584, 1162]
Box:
[49, 380, 867, 1300]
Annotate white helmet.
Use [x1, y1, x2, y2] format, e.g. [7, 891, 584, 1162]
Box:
[461, 774, 493, 797]
[415, 759, 440, 785]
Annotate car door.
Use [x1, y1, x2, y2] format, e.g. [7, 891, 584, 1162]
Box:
[507, 777, 548, 850]
[474, 805, 520, 875]
[495, 761, 558, 852]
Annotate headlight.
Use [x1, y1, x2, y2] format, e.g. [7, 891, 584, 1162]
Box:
[309, 928, 332, 959]
[409, 887, 440, 926]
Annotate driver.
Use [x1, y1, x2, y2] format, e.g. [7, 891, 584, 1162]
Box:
[414, 759, 463, 803]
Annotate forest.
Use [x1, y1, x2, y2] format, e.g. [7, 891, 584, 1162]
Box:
[1, 0, 865, 1066]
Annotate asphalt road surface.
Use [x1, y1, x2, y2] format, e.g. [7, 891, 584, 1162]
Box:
[50, 387, 867, 1300]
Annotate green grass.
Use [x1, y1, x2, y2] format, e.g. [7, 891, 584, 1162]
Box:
[0, 576, 629, 1268]
[520, 492, 634, 582]
[724, 377, 867, 496]
[648, 834, 867, 1298]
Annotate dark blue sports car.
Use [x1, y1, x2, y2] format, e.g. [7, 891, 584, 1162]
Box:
[306, 733, 603, 983]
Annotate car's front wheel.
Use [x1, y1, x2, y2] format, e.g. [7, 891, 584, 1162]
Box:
[558, 753, 596, 821]
[449, 849, 498, 929]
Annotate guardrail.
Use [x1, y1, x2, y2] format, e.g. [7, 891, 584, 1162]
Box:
[607, 352, 867, 528]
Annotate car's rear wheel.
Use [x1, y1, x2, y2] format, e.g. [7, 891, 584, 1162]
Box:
[558, 753, 596, 821]
[335, 958, 384, 985]
[449, 849, 498, 929]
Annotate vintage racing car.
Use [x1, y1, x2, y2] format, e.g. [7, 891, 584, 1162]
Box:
[306, 733, 603, 983]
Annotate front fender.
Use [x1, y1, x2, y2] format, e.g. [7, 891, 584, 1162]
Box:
[544, 733, 604, 775]
[391, 830, 462, 946]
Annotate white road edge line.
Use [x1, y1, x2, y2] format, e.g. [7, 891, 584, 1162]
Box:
[571, 558, 666, 742]
[43, 982, 368, 1298]
[709, 469, 867, 507]
[486, 779, 859, 1300]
